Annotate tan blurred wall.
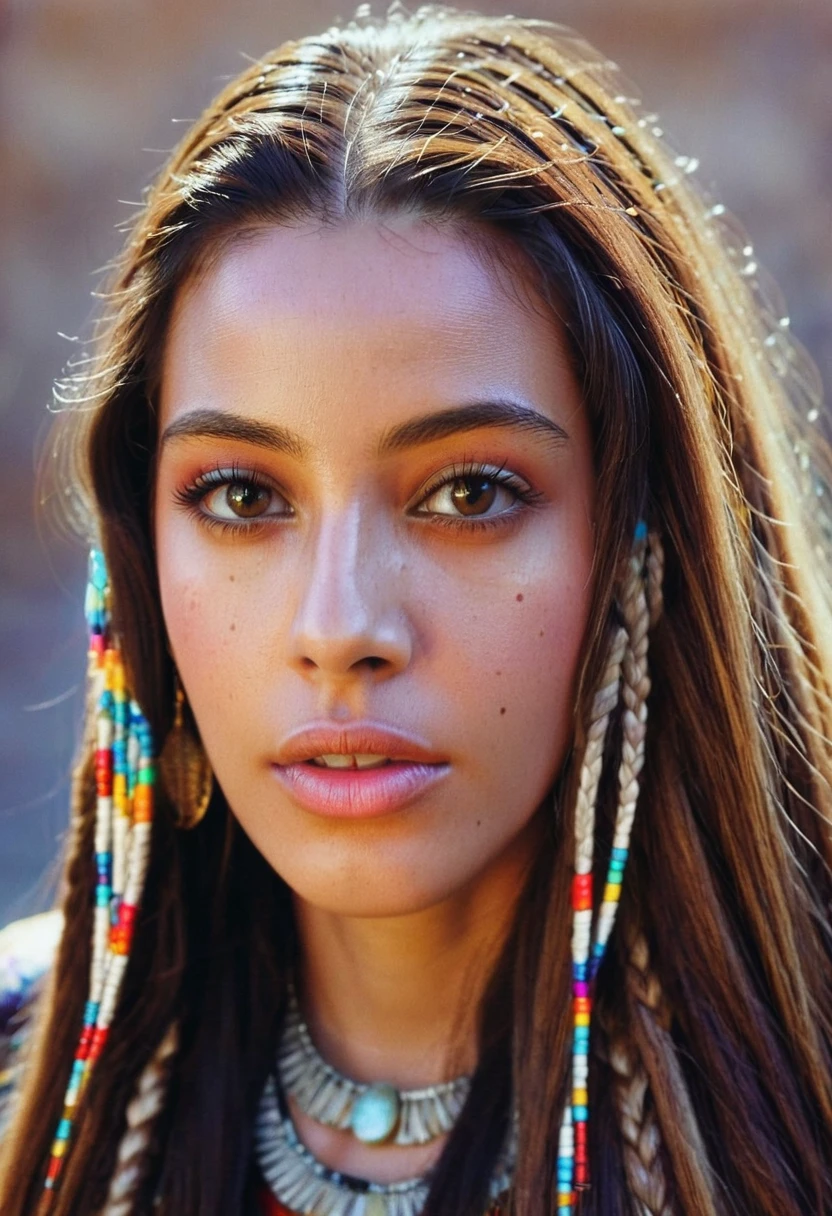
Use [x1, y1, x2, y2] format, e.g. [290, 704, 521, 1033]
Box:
[1, 0, 830, 925]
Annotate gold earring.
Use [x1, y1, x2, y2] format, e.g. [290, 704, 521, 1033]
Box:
[159, 673, 213, 829]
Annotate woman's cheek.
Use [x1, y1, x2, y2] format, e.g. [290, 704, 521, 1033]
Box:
[155, 521, 251, 700]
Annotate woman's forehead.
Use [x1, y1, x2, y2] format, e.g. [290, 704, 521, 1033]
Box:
[158, 218, 583, 442]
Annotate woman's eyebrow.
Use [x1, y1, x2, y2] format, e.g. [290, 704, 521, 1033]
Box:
[159, 399, 570, 457]
[377, 399, 570, 454]
[160, 410, 308, 457]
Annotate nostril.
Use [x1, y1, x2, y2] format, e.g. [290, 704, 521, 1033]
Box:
[361, 656, 387, 672]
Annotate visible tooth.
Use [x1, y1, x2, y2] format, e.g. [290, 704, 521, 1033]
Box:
[353, 754, 390, 769]
[315, 754, 354, 768]
[310, 754, 391, 770]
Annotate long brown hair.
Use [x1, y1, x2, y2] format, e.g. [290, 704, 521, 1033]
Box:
[2, 5, 832, 1214]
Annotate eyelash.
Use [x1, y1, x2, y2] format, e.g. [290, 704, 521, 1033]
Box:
[412, 460, 545, 532]
[173, 460, 545, 535]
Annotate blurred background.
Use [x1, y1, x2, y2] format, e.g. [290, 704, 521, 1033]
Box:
[1, 0, 830, 928]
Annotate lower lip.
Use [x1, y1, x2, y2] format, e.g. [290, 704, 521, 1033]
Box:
[272, 761, 451, 819]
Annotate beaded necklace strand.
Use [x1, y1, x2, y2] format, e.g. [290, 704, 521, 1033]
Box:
[38, 550, 156, 1212]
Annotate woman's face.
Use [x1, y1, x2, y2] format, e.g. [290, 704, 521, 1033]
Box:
[154, 217, 596, 916]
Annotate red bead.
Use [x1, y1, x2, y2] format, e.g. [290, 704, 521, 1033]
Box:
[571, 873, 593, 911]
[88, 1027, 109, 1065]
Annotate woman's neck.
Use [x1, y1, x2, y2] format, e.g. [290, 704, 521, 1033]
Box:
[292, 810, 544, 1089]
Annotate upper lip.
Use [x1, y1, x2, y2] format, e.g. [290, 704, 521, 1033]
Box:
[275, 721, 447, 766]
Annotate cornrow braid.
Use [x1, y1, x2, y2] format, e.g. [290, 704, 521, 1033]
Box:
[98, 1023, 179, 1216]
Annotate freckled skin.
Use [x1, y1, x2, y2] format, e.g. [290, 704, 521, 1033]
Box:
[153, 217, 596, 920]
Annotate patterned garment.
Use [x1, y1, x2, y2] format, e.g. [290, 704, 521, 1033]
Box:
[0, 909, 64, 1140]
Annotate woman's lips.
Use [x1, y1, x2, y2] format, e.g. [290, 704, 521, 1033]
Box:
[272, 759, 451, 819]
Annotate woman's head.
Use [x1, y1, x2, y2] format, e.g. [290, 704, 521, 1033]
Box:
[74, 1, 711, 925]
[5, 6, 832, 1216]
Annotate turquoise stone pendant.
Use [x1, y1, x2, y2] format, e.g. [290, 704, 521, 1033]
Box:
[349, 1083, 401, 1144]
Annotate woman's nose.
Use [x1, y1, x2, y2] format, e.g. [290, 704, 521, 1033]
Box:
[287, 503, 413, 682]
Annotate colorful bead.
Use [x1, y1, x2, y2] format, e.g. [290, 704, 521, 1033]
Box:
[556, 523, 650, 1208]
[39, 549, 156, 1213]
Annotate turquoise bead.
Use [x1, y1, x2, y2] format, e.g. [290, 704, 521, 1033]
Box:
[88, 548, 109, 592]
[349, 1083, 400, 1144]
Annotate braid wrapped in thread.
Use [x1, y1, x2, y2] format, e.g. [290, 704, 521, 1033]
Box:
[556, 522, 663, 1213]
[557, 624, 628, 1207]
[38, 550, 156, 1214]
[98, 1023, 179, 1216]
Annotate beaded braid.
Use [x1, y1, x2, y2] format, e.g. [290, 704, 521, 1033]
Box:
[556, 523, 664, 1214]
[98, 1023, 179, 1216]
[591, 526, 658, 969]
[557, 623, 628, 1206]
[38, 550, 157, 1214]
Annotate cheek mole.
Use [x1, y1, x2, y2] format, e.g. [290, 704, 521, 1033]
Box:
[500, 707, 506, 715]
[516, 593, 524, 602]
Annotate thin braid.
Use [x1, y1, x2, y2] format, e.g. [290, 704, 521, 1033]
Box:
[596, 531, 675, 1216]
[622, 935, 719, 1216]
[604, 536, 717, 1215]
[591, 530, 655, 966]
[607, 938, 675, 1216]
[645, 533, 664, 629]
[98, 1023, 179, 1216]
[574, 626, 630, 876]
[557, 625, 629, 1208]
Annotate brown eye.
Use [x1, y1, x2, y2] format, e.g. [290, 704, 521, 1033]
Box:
[450, 477, 498, 516]
[418, 469, 522, 520]
[225, 482, 271, 518]
[201, 478, 290, 522]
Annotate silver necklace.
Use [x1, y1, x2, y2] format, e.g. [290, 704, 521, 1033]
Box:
[278, 983, 471, 1147]
[254, 1073, 517, 1216]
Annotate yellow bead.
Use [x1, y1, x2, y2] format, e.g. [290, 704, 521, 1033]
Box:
[575, 1012, 590, 1028]
[572, 1088, 588, 1107]
[603, 882, 622, 903]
